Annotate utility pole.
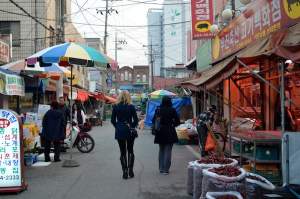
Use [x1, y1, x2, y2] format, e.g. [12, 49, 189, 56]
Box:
[61, 0, 65, 43]
[104, 0, 108, 54]
[143, 40, 159, 90]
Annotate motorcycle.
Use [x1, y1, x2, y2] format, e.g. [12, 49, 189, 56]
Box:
[64, 122, 95, 153]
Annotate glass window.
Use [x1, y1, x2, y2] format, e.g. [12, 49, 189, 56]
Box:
[0, 21, 21, 47]
[125, 71, 128, 81]
[129, 73, 132, 81]
[136, 74, 141, 83]
[142, 74, 146, 82]
[121, 73, 124, 81]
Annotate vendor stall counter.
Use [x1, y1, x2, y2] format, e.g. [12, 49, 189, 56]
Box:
[228, 131, 282, 184]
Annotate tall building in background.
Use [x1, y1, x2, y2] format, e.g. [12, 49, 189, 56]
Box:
[147, 8, 163, 77]
[0, 0, 84, 61]
[162, 0, 190, 69]
[147, 0, 191, 79]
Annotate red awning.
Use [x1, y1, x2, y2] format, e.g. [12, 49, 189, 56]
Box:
[93, 92, 117, 104]
[77, 89, 89, 102]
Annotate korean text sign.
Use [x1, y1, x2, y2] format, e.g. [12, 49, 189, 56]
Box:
[0, 71, 25, 96]
[0, 110, 22, 188]
[191, 0, 214, 39]
[212, 0, 300, 61]
[0, 40, 9, 64]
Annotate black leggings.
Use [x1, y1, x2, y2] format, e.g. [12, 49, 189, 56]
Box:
[117, 139, 135, 157]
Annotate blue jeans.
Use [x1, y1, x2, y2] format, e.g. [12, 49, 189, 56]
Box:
[159, 144, 173, 172]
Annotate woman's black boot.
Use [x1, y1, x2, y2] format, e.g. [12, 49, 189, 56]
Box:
[120, 155, 128, 179]
[128, 153, 135, 178]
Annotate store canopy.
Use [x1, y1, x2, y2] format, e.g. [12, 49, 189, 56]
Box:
[0, 68, 25, 96]
[184, 57, 196, 71]
[77, 89, 89, 102]
[93, 92, 117, 104]
[182, 23, 300, 90]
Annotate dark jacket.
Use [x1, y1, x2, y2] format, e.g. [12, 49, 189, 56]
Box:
[42, 109, 65, 141]
[59, 104, 70, 126]
[111, 103, 138, 140]
[152, 107, 180, 144]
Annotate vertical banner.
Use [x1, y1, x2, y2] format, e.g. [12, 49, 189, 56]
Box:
[191, 0, 214, 39]
[0, 110, 27, 192]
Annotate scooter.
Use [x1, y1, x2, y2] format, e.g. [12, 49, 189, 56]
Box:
[64, 122, 95, 153]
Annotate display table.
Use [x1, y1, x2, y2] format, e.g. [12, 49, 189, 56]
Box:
[228, 130, 282, 184]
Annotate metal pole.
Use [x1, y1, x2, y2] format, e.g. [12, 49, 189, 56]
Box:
[34, 0, 37, 52]
[115, 32, 118, 62]
[62, 65, 80, 167]
[150, 40, 154, 90]
[228, 78, 232, 132]
[61, 0, 65, 42]
[104, 0, 108, 54]
[280, 61, 285, 133]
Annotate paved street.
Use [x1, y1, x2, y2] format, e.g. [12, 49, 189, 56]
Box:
[1, 122, 196, 199]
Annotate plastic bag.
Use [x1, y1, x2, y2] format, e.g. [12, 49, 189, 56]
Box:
[201, 167, 246, 198]
[187, 161, 196, 195]
[206, 191, 243, 199]
[192, 158, 238, 199]
[205, 132, 216, 151]
[245, 172, 275, 199]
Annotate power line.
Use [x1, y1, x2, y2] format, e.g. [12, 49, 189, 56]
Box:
[8, 0, 52, 32]
[0, 9, 190, 28]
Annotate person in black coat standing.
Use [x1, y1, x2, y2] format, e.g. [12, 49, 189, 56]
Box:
[111, 91, 138, 179]
[152, 96, 180, 175]
[42, 101, 65, 162]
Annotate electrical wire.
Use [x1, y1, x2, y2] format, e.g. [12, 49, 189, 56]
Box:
[0, 9, 190, 28]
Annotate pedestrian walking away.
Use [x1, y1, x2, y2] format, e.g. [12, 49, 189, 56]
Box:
[111, 91, 139, 180]
[41, 101, 65, 162]
[152, 96, 180, 175]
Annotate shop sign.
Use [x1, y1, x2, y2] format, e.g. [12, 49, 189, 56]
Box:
[0, 110, 22, 188]
[0, 40, 9, 64]
[0, 72, 25, 96]
[212, 0, 300, 61]
[191, 0, 214, 39]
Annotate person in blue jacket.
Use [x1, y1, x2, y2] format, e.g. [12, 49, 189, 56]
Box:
[111, 91, 139, 179]
[42, 101, 65, 162]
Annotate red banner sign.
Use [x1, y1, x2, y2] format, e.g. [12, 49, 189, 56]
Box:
[191, 0, 214, 39]
[212, 0, 300, 61]
[0, 40, 9, 64]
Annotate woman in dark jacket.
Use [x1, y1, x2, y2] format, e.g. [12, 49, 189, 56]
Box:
[42, 101, 65, 162]
[111, 91, 138, 179]
[152, 96, 180, 175]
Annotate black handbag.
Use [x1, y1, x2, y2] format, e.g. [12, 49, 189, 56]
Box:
[126, 122, 138, 139]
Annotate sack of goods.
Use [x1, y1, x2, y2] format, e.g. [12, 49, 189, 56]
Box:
[201, 166, 246, 199]
[187, 161, 196, 195]
[206, 191, 243, 199]
[190, 154, 238, 199]
[245, 172, 275, 199]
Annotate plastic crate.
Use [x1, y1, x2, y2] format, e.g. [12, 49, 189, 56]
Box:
[254, 169, 282, 185]
[256, 145, 280, 161]
[232, 141, 254, 155]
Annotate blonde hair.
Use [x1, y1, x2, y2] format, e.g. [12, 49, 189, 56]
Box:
[117, 91, 131, 105]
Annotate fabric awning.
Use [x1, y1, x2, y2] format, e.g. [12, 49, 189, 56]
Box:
[93, 92, 117, 104]
[77, 89, 89, 102]
[185, 57, 196, 70]
[182, 23, 300, 90]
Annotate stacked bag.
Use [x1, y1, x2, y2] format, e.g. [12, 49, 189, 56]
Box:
[186, 154, 275, 199]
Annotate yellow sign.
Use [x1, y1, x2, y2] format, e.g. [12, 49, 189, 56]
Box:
[283, 0, 300, 19]
[195, 21, 212, 33]
[212, 36, 221, 60]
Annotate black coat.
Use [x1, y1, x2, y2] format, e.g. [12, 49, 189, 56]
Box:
[42, 109, 65, 141]
[59, 104, 70, 126]
[111, 103, 138, 140]
[152, 106, 180, 144]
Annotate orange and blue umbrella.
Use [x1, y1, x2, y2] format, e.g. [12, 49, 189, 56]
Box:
[26, 42, 110, 66]
[149, 89, 177, 98]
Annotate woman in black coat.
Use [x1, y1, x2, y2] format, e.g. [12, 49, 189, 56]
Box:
[111, 91, 138, 179]
[152, 96, 180, 175]
[42, 101, 65, 162]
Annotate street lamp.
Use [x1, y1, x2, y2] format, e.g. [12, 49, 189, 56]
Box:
[222, 8, 233, 20]
[210, 24, 219, 33]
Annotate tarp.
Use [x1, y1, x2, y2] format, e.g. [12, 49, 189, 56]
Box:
[144, 97, 192, 126]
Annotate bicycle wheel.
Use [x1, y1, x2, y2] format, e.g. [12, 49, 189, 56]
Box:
[76, 134, 95, 153]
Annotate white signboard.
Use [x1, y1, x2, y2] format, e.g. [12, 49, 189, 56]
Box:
[37, 104, 50, 128]
[0, 109, 22, 187]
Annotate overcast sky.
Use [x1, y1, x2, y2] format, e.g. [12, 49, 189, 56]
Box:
[71, 0, 164, 67]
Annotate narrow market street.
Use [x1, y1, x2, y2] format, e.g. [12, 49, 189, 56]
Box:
[2, 122, 195, 199]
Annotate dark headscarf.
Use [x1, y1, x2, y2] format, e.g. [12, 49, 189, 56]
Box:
[161, 96, 172, 108]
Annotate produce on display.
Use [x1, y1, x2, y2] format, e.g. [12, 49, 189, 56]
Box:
[206, 191, 243, 199]
[208, 166, 241, 177]
[245, 172, 275, 199]
[198, 154, 233, 164]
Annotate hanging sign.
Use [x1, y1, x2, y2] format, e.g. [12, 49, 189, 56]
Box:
[0, 40, 9, 64]
[0, 109, 27, 192]
[212, 0, 300, 61]
[191, 0, 214, 39]
[0, 71, 25, 96]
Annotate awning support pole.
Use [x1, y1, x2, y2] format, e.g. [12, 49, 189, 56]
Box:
[231, 77, 261, 121]
[228, 78, 232, 132]
[237, 58, 280, 93]
[280, 61, 285, 133]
